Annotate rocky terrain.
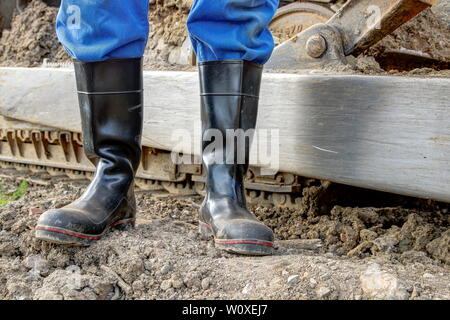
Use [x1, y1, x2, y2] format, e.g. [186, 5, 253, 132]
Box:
[0, 0, 448, 301]
[0, 172, 448, 300]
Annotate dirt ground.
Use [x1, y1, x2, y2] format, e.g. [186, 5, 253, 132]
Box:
[0, 0, 68, 67]
[0, 171, 448, 300]
[366, 6, 450, 64]
[0, 0, 449, 301]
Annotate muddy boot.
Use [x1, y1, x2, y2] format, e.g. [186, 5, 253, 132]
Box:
[197, 60, 274, 255]
[35, 58, 143, 245]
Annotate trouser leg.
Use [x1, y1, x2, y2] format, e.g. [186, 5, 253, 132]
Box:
[186, 0, 279, 64]
[56, 0, 150, 62]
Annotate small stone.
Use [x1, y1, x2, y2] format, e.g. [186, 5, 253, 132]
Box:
[132, 280, 145, 291]
[242, 283, 254, 295]
[160, 280, 172, 291]
[23, 255, 49, 275]
[410, 286, 421, 299]
[172, 279, 184, 289]
[144, 260, 153, 271]
[211, 292, 220, 299]
[422, 273, 434, 279]
[316, 286, 332, 298]
[427, 229, 450, 264]
[28, 208, 43, 215]
[160, 265, 171, 275]
[360, 263, 409, 300]
[287, 275, 299, 287]
[201, 278, 210, 290]
[309, 278, 318, 288]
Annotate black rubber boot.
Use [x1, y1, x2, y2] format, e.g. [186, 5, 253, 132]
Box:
[198, 60, 274, 256]
[35, 58, 143, 246]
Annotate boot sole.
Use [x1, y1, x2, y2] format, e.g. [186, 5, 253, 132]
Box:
[35, 218, 135, 246]
[199, 221, 274, 256]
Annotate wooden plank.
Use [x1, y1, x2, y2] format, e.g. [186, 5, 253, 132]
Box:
[0, 67, 450, 202]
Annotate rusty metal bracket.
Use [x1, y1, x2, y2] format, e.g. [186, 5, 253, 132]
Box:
[266, 23, 348, 70]
[266, 0, 437, 70]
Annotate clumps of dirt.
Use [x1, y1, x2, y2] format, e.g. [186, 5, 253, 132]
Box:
[253, 180, 450, 263]
[144, 0, 193, 67]
[0, 0, 68, 67]
[432, 0, 450, 29]
[364, 8, 450, 71]
[0, 174, 449, 300]
[0, 0, 193, 68]
[0, 177, 215, 300]
[311, 7, 450, 75]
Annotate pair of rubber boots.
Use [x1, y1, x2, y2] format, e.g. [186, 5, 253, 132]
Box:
[35, 58, 274, 256]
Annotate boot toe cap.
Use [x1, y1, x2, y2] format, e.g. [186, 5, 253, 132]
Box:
[213, 219, 274, 255]
[216, 218, 274, 243]
[36, 208, 98, 235]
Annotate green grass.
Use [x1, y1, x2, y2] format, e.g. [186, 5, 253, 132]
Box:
[0, 180, 29, 207]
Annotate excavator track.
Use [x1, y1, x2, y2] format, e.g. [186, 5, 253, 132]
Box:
[1, 0, 448, 207]
[0, 126, 316, 209]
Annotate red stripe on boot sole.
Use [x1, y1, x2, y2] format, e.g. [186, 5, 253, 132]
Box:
[200, 221, 274, 248]
[215, 239, 274, 247]
[35, 218, 135, 240]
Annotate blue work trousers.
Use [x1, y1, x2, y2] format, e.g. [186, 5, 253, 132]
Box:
[56, 0, 278, 64]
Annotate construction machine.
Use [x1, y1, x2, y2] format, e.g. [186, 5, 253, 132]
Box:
[0, 0, 343, 31]
[0, 0, 449, 209]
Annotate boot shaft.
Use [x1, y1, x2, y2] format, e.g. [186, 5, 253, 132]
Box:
[35, 58, 144, 245]
[199, 60, 263, 199]
[74, 58, 143, 171]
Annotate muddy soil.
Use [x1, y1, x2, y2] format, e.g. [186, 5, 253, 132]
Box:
[0, 0, 68, 67]
[0, 0, 449, 300]
[433, 0, 450, 29]
[365, 7, 450, 71]
[371, 6, 450, 62]
[0, 172, 448, 300]
[0, 0, 195, 69]
[0, 0, 448, 72]
[144, 0, 193, 67]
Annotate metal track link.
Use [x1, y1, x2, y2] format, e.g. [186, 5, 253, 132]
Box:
[0, 128, 309, 208]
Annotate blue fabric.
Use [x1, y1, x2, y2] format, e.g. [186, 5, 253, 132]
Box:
[187, 0, 279, 64]
[56, 0, 150, 62]
[56, 0, 278, 64]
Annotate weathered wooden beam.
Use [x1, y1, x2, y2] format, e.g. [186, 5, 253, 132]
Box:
[0, 67, 449, 202]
